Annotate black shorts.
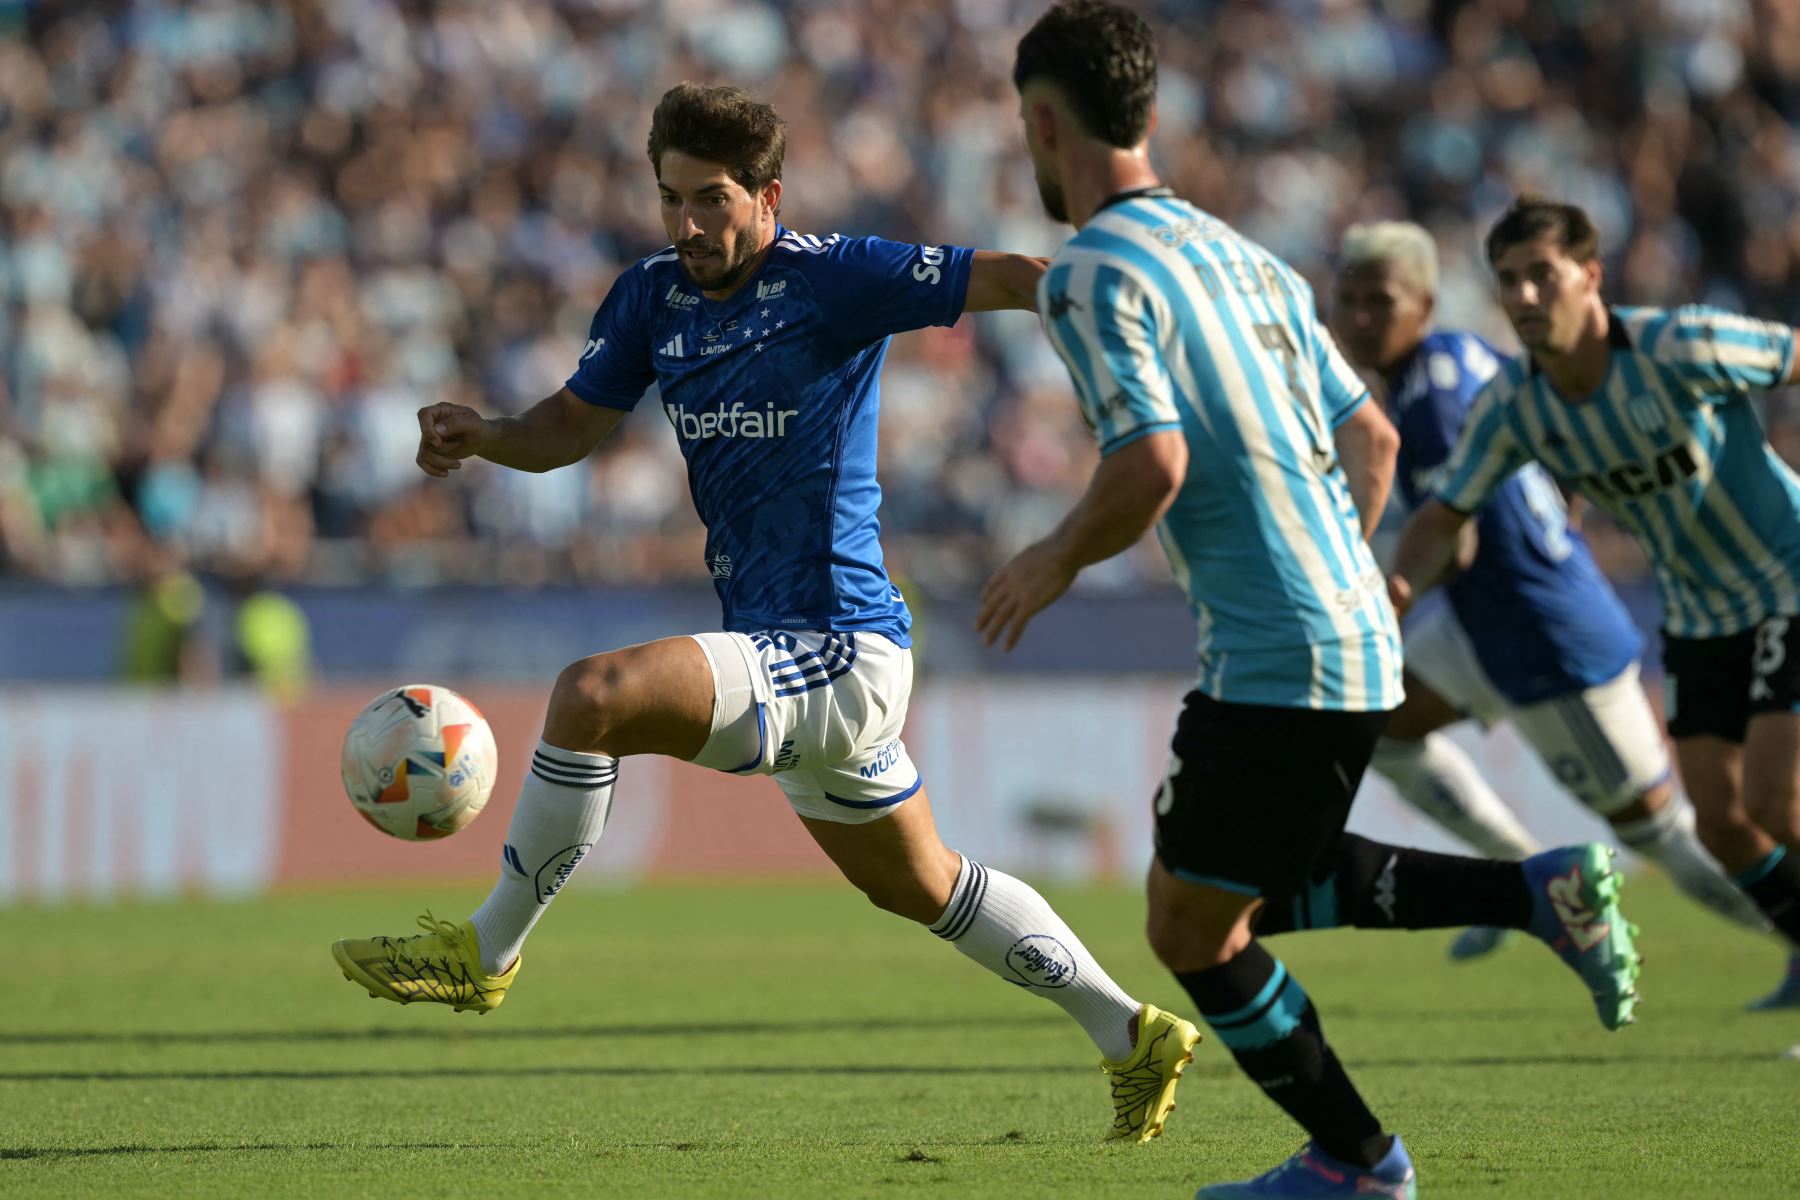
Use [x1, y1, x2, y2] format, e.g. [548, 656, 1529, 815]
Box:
[1152, 690, 1391, 901]
[1663, 616, 1800, 743]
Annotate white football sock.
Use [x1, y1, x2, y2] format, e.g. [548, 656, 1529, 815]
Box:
[1613, 798, 1771, 932]
[928, 856, 1139, 1062]
[468, 741, 617, 974]
[1371, 734, 1540, 860]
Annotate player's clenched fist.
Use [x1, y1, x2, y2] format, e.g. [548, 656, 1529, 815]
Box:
[415, 402, 492, 477]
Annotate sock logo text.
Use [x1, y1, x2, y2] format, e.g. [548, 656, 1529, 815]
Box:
[1005, 935, 1077, 989]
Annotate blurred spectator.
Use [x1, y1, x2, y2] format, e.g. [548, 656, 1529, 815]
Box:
[1, 0, 1797, 602]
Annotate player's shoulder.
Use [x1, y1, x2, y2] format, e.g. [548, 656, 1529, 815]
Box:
[769, 227, 849, 263]
[766, 226, 951, 287]
[1394, 331, 1502, 413]
[1474, 349, 1533, 408]
[1427, 329, 1505, 385]
[1620, 302, 1788, 362]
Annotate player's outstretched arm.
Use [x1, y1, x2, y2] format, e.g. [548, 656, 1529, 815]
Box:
[1388, 498, 1473, 617]
[963, 251, 1052, 313]
[977, 429, 1187, 650]
[1333, 399, 1400, 541]
[415, 387, 626, 478]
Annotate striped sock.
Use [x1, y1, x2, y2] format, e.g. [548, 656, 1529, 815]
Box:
[928, 856, 1139, 1061]
[1177, 941, 1389, 1168]
[468, 741, 617, 974]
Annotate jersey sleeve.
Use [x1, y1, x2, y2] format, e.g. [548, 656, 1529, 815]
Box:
[564, 268, 657, 410]
[812, 235, 974, 344]
[1636, 304, 1796, 395]
[1042, 260, 1181, 455]
[1313, 322, 1373, 428]
[1433, 381, 1528, 515]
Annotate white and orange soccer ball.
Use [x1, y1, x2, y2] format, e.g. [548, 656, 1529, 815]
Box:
[342, 684, 499, 841]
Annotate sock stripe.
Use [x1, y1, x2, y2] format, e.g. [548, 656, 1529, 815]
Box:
[530, 764, 618, 788]
[530, 754, 617, 787]
[1203, 960, 1290, 1027]
[933, 861, 988, 942]
[930, 862, 974, 938]
[531, 749, 616, 773]
[534, 745, 617, 770]
[1733, 845, 1789, 888]
[937, 863, 986, 942]
[1205, 974, 1310, 1051]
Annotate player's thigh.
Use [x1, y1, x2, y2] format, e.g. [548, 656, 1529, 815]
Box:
[1399, 594, 1507, 730]
[545, 636, 714, 759]
[1661, 627, 1753, 744]
[1152, 690, 1388, 907]
[1510, 663, 1671, 817]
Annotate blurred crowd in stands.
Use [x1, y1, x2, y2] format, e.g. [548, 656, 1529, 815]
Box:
[3, 0, 1799, 603]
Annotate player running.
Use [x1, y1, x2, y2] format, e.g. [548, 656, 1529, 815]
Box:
[997, 6, 1642, 1196]
[1392, 194, 1800, 1013]
[1332, 221, 1776, 974]
[331, 82, 1201, 1142]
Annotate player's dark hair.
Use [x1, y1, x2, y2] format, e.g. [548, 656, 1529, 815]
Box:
[1484, 194, 1601, 266]
[647, 82, 786, 195]
[1012, 0, 1157, 148]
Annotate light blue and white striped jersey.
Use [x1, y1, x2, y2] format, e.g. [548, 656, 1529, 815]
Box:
[1437, 305, 1800, 639]
[1039, 192, 1403, 712]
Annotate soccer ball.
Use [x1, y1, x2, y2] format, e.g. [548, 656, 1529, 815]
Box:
[342, 684, 498, 841]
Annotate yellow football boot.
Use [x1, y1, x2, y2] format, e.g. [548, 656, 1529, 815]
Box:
[331, 913, 517, 1014]
[1102, 1003, 1201, 1142]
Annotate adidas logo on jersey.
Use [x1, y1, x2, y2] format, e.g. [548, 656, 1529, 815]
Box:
[659, 334, 686, 358]
[664, 400, 799, 440]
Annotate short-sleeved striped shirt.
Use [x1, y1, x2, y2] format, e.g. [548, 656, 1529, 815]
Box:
[1039, 192, 1402, 712]
[1436, 305, 1800, 638]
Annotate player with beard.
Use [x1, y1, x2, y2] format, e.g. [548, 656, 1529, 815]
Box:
[331, 81, 1202, 1143]
[1332, 222, 1781, 990]
[1392, 194, 1800, 1012]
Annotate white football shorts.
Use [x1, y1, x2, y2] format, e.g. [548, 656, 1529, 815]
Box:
[1404, 593, 1670, 816]
[686, 629, 921, 824]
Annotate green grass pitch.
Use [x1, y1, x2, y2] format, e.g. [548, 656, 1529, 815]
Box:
[3, 871, 1796, 1198]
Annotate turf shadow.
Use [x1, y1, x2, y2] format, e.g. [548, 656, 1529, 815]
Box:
[0, 1049, 1773, 1085]
[0, 1141, 483, 1162]
[0, 1012, 1064, 1048]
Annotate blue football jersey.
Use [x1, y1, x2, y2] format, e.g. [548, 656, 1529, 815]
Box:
[565, 228, 973, 642]
[1392, 330, 1640, 703]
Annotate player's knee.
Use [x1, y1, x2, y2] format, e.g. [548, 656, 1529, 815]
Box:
[1744, 782, 1800, 844]
[545, 655, 627, 750]
[1145, 902, 1245, 972]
